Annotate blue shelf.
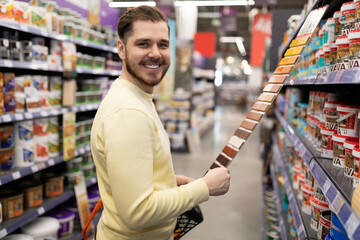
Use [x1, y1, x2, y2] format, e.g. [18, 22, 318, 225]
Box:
[0, 176, 97, 238]
[0, 20, 117, 53]
[269, 163, 288, 240]
[0, 103, 100, 124]
[272, 137, 307, 240]
[0, 145, 91, 187]
[275, 110, 360, 240]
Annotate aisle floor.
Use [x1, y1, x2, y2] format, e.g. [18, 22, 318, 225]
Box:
[172, 105, 263, 240]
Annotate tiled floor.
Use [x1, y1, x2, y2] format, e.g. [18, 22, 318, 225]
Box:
[172, 105, 263, 240]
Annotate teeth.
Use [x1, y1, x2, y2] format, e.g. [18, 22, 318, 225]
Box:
[144, 65, 159, 69]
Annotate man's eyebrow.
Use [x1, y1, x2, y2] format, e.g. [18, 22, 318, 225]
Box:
[134, 38, 169, 43]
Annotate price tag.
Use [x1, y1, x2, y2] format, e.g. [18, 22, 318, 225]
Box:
[2, 114, 12, 122]
[93, 69, 102, 74]
[40, 111, 48, 117]
[297, 226, 304, 236]
[25, 112, 33, 119]
[86, 145, 91, 151]
[80, 105, 86, 111]
[20, 24, 29, 32]
[323, 179, 332, 194]
[310, 160, 315, 171]
[40, 29, 48, 36]
[332, 192, 345, 214]
[111, 70, 119, 76]
[12, 171, 21, 180]
[79, 148, 85, 155]
[0, 228, 8, 238]
[3, 60, 13, 68]
[37, 206, 45, 215]
[50, 109, 59, 115]
[38, 162, 46, 170]
[345, 213, 359, 238]
[86, 104, 92, 110]
[31, 165, 39, 173]
[334, 69, 344, 83]
[48, 159, 55, 166]
[77, 67, 83, 73]
[81, 40, 89, 46]
[91, 177, 96, 184]
[14, 113, 24, 121]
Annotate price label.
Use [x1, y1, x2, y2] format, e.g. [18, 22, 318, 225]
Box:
[25, 112, 33, 119]
[40, 111, 48, 117]
[2, 114, 12, 122]
[334, 69, 344, 83]
[86, 104, 92, 110]
[323, 179, 332, 194]
[93, 69, 102, 74]
[48, 159, 55, 166]
[91, 177, 96, 184]
[31, 165, 39, 173]
[50, 109, 59, 115]
[14, 113, 24, 121]
[86, 145, 91, 151]
[37, 206, 45, 215]
[332, 193, 345, 214]
[80, 106, 86, 111]
[0, 228, 8, 238]
[3, 60, 13, 68]
[297, 226, 304, 236]
[12, 171, 21, 180]
[79, 148, 85, 155]
[77, 67, 83, 73]
[81, 40, 89, 46]
[20, 24, 29, 32]
[310, 160, 315, 171]
[40, 29, 48, 36]
[345, 213, 359, 238]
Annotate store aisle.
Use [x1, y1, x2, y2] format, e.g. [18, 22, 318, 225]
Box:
[172, 105, 263, 240]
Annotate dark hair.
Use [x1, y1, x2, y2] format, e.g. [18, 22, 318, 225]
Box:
[117, 5, 169, 44]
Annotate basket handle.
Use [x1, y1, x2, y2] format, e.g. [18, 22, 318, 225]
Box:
[82, 198, 103, 240]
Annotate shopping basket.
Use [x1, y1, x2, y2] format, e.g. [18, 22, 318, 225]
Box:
[82, 199, 203, 240]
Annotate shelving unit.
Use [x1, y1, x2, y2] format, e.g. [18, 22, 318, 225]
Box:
[274, 110, 360, 239]
[0, 176, 97, 238]
[260, 181, 266, 240]
[269, 162, 288, 240]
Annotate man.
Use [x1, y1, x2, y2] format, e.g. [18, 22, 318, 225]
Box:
[91, 6, 231, 239]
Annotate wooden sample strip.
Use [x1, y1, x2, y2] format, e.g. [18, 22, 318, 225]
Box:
[274, 65, 293, 75]
[263, 84, 282, 93]
[246, 111, 264, 122]
[284, 46, 304, 57]
[279, 56, 298, 66]
[216, 153, 232, 168]
[289, 36, 310, 47]
[252, 102, 270, 112]
[240, 119, 257, 131]
[210, 162, 221, 169]
[222, 145, 239, 158]
[228, 136, 245, 149]
[269, 75, 287, 84]
[234, 128, 252, 140]
[258, 93, 276, 103]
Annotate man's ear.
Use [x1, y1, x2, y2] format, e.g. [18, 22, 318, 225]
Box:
[117, 39, 125, 60]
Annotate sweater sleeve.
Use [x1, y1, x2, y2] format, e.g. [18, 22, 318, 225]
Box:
[103, 109, 209, 231]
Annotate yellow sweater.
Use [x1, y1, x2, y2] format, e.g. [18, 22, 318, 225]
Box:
[91, 79, 209, 239]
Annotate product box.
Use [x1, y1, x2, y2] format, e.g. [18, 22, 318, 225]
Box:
[0, 0, 14, 20]
[0, 72, 4, 92]
[13, 1, 30, 24]
[0, 92, 4, 115]
[62, 80, 76, 106]
[4, 73, 15, 93]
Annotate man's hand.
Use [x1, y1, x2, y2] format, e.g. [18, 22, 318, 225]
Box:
[176, 175, 195, 186]
[202, 168, 231, 196]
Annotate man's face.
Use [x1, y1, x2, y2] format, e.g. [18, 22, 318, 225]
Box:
[118, 20, 170, 93]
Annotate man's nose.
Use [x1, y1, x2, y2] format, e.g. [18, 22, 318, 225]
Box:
[148, 45, 161, 59]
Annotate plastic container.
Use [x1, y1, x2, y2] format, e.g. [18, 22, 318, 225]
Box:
[81, 163, 94, 179]
[0, 125, 14, 148]
[310, 193, 329, 231]
[2, 234, 34, 240]
[66, 157, 82, 172]
[88, 192, 100, 213]
[317, 210, 331, 240]
[298, 173, 305, 200]
[353, 146, 360, 187]
[336, 35, 350, 70]
[0, 147, 15, 171]
[337, 104, 360, 137]
[14, 120, 34, 141]
[34, 135, 48, 162]
[49, 209, 75, 238]
[42, 174, 64, 197]
[333, 134, 348, 168]
[321, 127, 337, 158]
[21, 217, 60, 240]
[344, 139, 359, 177]
[64, 170, 83, 186]
[324, 101, 339, 130]
[0, 191, 24, 220]
[341, 1, 356, 34]
[301, 183, 314, 215]
[331, 211, 350, 240]
[349, 29, 360, 66]
[20, 180, 43, 209]
[14, 140, 35, 168]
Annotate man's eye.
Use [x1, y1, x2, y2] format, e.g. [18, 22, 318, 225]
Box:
[159, 43, 169, 48]
[138, 43, 148, 47]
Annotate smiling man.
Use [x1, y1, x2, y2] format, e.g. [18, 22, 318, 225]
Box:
[91, 6, 231, 239]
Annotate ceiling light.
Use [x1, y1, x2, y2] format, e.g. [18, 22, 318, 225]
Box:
[109, 1, 156, 8]
[174, 0, 255, 7]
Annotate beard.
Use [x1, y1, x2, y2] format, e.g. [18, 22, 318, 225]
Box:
[124, 53, 169, 88]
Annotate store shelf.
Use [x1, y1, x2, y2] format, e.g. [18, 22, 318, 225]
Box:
[0, 144, 91, 187]
[284, 69, 360, 86]
[275, 110, 360, 239]
[269, 163, 288, 240]
[0, 176, 97, 238]
[0, 20, 117, 53]
[272, 138, 307, 240]
[0, 103, 100, 124]
[260, 181, 265, 240]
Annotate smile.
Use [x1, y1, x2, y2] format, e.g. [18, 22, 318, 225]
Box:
[144, 65, 160, 69]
